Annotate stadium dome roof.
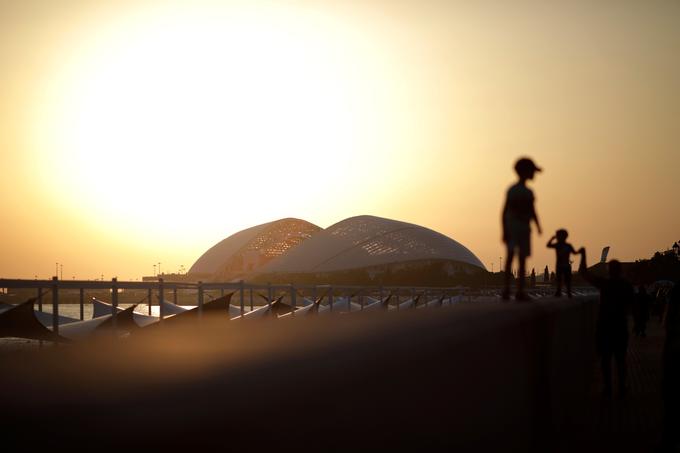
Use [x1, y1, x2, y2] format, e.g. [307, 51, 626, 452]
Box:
[258, 215, 485, 273]
[188, 218, 321, 277]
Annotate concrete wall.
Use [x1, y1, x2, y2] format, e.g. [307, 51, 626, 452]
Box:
[0, 297, 598, 451]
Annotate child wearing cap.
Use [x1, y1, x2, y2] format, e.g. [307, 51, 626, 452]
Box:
[502, 157, 542, 301]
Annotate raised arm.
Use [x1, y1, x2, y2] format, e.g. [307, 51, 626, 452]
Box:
[546, 236, 557, 248]
[578, 248, 603, 289]
[578, 248, 587, 273]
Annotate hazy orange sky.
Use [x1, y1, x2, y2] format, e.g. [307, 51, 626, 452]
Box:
[1, 0, 679, 280]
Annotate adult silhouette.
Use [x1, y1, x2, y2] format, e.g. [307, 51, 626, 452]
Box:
[578, 249, 634, 398]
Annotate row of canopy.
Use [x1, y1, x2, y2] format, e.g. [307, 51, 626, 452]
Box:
[0, 292, 463, 343]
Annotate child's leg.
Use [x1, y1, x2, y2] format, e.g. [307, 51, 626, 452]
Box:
[565, 270, 572, 298]
[503, 247, 515, 299]
[517, 254, 527, 297]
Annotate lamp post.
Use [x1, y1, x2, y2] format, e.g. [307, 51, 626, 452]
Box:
[153, 264, 156, 276]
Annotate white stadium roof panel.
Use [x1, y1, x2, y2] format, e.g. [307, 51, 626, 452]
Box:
[259, 215, 486, 273]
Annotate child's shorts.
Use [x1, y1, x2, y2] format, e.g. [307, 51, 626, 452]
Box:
[505, 230, 531, 257]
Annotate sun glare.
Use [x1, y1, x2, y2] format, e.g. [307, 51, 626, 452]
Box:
[32, 4, 397, 242]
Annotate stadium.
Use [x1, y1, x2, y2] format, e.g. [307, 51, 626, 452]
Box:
[188, 215, 486, 285]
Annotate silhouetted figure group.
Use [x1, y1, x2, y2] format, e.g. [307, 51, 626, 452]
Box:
[502, 158, 634, 397]
[501, 157, 679, 450]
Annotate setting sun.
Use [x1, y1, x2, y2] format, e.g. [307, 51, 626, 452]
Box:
[31, 5, 392, 241]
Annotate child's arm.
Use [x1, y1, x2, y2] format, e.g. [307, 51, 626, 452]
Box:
[531, 203, 542, 235]
[547, 236, 557, 248]
[501, 200, 509, 242]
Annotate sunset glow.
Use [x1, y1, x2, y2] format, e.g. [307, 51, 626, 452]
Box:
[31, 5, 393, 240]
[1, 0, 679, 279]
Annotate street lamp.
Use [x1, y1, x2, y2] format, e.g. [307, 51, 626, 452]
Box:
[153, 264, 156, 276]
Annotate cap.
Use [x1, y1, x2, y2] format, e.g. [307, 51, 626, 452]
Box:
[514, 157, 542, 174]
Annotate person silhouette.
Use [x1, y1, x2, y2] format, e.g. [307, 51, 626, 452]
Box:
[578, 249, 634, 398]
[547, 229, 579, 298]
[501, 157, 542, 301]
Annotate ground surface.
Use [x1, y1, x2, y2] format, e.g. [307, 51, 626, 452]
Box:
[565, 317, 666, 452]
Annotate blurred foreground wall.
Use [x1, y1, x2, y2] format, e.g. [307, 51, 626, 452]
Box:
[0, 297, 597, 452]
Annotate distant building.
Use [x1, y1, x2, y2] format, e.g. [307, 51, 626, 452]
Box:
[259, 215, 484, 274]
[185, 215, 486, 285]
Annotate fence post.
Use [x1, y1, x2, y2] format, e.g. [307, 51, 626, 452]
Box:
[249, 287, 253, 311]
[79, 288, 84, 320]
[37, 287, 43, 312]
[291, 284, 296, 316]
[147, 287, 152, 315]
[111, 277, 118, 331]
[159, 278, 165, 321]
[267, 283, 272, 308]
[239, 280, 244, 315]
[173, 287, 178, 305]
[51, 276, 59, 336]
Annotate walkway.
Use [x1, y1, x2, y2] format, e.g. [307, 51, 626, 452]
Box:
[566, 317, 666, 452]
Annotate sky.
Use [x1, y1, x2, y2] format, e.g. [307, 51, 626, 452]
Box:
[1, 0, 679, 280]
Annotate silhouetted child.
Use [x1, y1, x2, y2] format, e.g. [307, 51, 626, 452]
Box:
[546, 229, 578, 298]
[502, 157, 542, 301]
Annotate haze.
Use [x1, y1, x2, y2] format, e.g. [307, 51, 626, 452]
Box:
[1, 0, 679, 279]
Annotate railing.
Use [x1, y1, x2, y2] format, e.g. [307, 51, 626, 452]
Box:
[0, 277, 472, 334]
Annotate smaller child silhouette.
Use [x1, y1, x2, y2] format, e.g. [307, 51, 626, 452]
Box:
[546, 229, 579, 298]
